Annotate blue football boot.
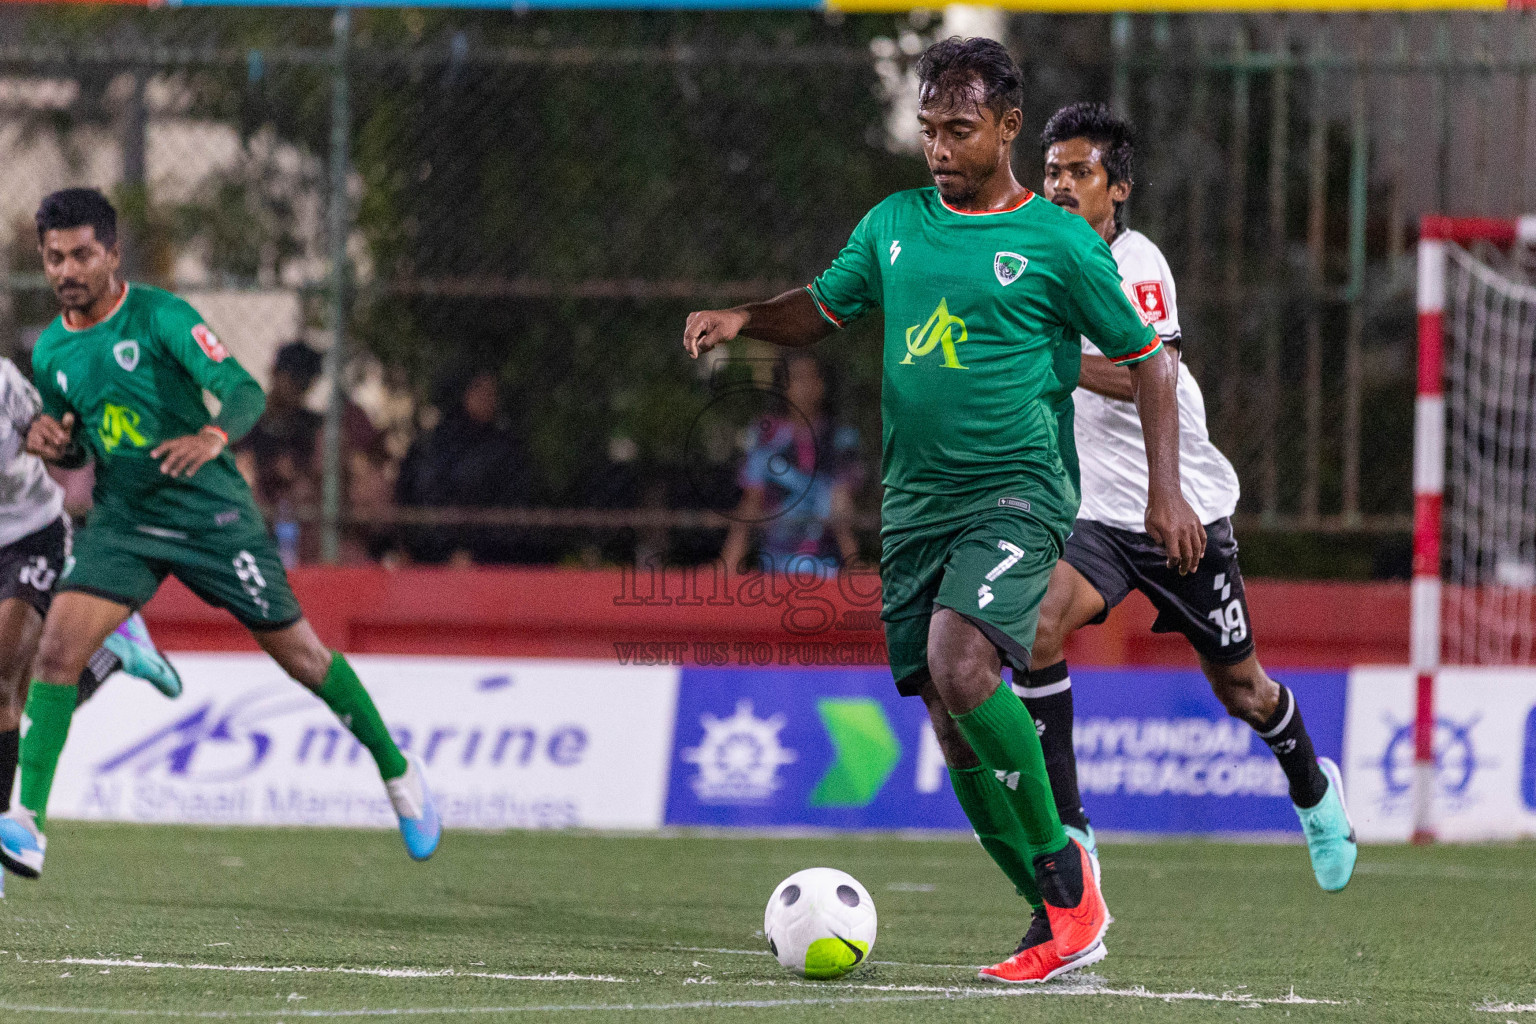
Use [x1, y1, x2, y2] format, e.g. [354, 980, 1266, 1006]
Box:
[387, 755, 441, 861]
[104, 612, 182, 699]
[0, 808, 46, 879]
[1296, 757, 1358, 892]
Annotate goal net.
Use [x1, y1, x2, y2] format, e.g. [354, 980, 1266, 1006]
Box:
[1413, 215, 1536, 838]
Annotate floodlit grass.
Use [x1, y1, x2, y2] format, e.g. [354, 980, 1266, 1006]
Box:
[0, 824, 1531, 1022]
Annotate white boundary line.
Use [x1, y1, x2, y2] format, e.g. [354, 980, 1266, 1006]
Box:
[0, 982, 1349, 1019]
[28, 959, 627, 984]
[667, 946, 979, 970]
[1478, 1000, 1536, 1013]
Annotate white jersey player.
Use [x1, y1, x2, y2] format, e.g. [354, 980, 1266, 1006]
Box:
[1019, 102, 1357, 896]
[0, 355, 181, 896]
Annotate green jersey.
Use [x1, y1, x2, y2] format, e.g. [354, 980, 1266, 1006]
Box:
[32, 283, 266, 533]
[807, 187, 1160, 537]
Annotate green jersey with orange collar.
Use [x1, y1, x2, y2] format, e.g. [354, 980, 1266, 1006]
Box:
[31, 282, 265, 534]
[807, 186, 1160, 539]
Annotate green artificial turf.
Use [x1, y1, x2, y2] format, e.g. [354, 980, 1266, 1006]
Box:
[0, 824, 1531, 1022]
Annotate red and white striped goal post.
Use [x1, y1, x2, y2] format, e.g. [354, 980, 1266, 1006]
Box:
[1412, 214, 1536, 843]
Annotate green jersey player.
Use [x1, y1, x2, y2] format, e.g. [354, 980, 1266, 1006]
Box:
[0, 189, 441, 882]
[684, 39, 1205, 981]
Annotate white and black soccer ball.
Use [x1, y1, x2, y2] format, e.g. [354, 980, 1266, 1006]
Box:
[763, 867, 877, 980]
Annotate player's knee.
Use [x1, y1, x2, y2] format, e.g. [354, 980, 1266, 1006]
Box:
[282, 645, 332, 690]
[919, 686, 979, 769]
[31, 629, 88, 687]
[1031, 607, 1066, 666]
[1209, 667, 1274, 726]
[927, 643, 995, 712]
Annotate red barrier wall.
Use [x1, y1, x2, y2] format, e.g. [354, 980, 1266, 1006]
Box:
[141, 566, 1409, 668]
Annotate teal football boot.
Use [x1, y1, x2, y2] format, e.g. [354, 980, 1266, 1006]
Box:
[104, 612, 182, 699]
[1297, 757, 1358, 892]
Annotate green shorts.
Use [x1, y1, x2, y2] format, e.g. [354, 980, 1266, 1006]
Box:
[881, 506, 1064, 696]
[61, 517, 302, 631]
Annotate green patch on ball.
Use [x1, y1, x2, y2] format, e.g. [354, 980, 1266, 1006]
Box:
[802, 936, 870, 979]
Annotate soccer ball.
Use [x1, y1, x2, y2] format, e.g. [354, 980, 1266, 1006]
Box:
[763, 867, 877, 979]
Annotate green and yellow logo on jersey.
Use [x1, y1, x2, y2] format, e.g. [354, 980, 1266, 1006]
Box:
[900, 299, 968, 369]
[99, 403, 148, 453]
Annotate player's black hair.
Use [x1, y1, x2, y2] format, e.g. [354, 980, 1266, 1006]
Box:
[1041, 101, 1136, 230]
[914, 37, 1024, 121]
[35, 187, 118, 249]
[274, 340, 324, 385]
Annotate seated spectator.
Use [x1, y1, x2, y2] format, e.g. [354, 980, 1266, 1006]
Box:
[719, 352, 862, 578]
[237, 340, 393, 563]
[395, 368, 531, 565]
[236, 341, 324, 513]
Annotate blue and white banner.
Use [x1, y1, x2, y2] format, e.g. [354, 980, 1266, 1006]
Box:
[662, 666, 1349, 834]
[51, 655, 680, 831]
[1344, 666, 1536, 841]
[1069, 668, 1346, 834]
[67, 654, 1536, 841]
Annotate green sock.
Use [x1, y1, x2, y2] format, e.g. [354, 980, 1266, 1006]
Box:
[315, 653, 407, 781]
[18, 681, 78, 830]
[949, 765, 1044, 910]
[952, 682, 1068, 857]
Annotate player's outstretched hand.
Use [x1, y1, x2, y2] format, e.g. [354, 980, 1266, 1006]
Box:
[684, 308, 749, 359]
[26, 412, 75, 461]
[1145, 493, 1206, 576]
[153, 426, 227, 479]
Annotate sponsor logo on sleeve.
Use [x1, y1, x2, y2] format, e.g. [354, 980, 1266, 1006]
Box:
[1133, 281, 1168, 323]
[192, 324, 229, 362]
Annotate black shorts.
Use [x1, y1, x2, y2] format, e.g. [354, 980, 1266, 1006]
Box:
[0, 516, 70, 617]
[1063, 516, 1255, 665]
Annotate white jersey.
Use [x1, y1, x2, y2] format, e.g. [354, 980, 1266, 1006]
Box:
[0, 357, 65, 548]
[1074, 229, 1241, 531]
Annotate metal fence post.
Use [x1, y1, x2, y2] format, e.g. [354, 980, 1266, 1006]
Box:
[321, 7, 351, 565]
[1262, 18, 1290, 526]
[1301, 23, 1328, 525]
[1342, 24, 1369, 525]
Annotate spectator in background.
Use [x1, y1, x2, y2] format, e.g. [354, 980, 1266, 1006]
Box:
[720, 352, 861, 578]
[236, 340, 394, 563]
[395, 367, 531, 565]
[236, 341, 324, 513]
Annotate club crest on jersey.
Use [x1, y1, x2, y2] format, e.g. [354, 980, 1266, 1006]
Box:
[192, 324, 229, 362]
[993, 251, 1028, 287]
[113, 340, 140, 372]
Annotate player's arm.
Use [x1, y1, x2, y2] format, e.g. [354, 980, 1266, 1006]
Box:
[1078, 342, 1180, 402]
[1062, 228, 1204, 573]
[685, 213, 881, 359]
[150, 303, 267, 478]
[685, 289, 833, 358]
[25, 358, 87, 468]
[1127, 347, 1204, 574]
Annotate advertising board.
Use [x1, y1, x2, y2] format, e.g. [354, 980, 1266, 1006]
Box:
[50, 655, 680, 831]
[1344, 666, 1536, 841]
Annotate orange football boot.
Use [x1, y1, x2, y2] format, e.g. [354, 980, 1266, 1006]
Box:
[978, 908, 1108, 984]
[1032, 837, 1110, 961]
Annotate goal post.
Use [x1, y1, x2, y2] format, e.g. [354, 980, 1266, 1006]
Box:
[1413, 214, 1536, 843]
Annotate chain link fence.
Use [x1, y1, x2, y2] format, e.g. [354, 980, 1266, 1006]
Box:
[1, 7, 1532, 574]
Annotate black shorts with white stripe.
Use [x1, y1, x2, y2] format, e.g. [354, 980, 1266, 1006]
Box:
[1063, 516, 1256, 665]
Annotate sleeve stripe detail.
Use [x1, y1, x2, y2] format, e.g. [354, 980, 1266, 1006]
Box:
[1110, 337, 1164, 366]
[805, 285, 846, 329]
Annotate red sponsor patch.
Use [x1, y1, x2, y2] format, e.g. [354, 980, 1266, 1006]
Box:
[1132, 281, 1168, 323]
[191, 324, 229, 362]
